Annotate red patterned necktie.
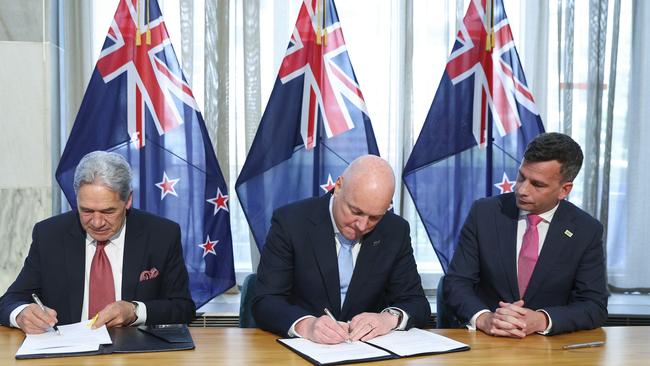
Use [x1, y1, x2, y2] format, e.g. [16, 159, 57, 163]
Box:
[517, 214, 543, 298]
[88, 240, 116, 318]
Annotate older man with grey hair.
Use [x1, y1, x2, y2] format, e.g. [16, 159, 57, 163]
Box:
[0, 151, 195, 334]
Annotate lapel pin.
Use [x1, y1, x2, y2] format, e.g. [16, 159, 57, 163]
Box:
[372, 240, 380, 247]
[564, 230, 573, 238]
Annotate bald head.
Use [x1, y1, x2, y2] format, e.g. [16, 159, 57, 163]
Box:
[340, 155, 395, 203]
[332, 155, 395, 240]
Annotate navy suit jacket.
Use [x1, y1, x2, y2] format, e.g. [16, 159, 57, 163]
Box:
[252, 194, 430, 336]
[0, 209, 195, 326]
[443, 193, 608, 334]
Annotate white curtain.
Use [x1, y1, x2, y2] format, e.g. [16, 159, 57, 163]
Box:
[609, 0, 650, 290]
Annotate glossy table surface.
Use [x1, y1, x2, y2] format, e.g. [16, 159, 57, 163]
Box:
[2, 326, 649, 365]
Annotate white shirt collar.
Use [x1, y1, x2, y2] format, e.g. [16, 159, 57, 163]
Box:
[519, 202, 560, 224]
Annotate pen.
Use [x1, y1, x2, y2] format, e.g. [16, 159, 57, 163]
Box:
[89, 313, 99, 328]
[324, 308, 351, 343]
[562, 341, 605, 350]
[31, 293, 61, 335]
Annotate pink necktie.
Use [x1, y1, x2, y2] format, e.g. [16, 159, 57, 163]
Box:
[518, 214, 543, 298]
[89, 241, 116, 318]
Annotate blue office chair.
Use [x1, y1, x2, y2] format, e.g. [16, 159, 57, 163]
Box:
[239, 273, 258, 328]
[435, 275, 462, 328]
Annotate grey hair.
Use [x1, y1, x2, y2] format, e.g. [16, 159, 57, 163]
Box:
[73, 151, 133, 202]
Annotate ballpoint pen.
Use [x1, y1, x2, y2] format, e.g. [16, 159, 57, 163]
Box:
[562, 341, 605, 350]
[31, 293, 61, 335]
[324, 308, 351, 343]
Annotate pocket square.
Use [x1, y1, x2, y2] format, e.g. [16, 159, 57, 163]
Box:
[139, 267, 159, 282]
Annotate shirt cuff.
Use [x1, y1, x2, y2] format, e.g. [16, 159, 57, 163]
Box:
[467, 309, 491, 331]
[382, 307, 409, 330]
[131, 301, 147, 326]
[9, 304, 30, 328]
[536, 309, 552, 335]
[288, 315, 316, 338]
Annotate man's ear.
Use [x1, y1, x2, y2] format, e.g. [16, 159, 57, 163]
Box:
[558, 181, 573, 200]
[334, 176, 343, 195]
[125, 192, 133, 209]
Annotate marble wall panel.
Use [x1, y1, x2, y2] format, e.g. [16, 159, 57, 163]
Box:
[0, 41, 51, 189]
[0, 0, 44, 42]
[0, 187, 51, 294]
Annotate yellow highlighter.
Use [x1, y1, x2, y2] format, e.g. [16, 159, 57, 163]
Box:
[88, 313, 99, 328]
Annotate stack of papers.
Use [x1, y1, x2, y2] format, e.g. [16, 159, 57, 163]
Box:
[16, 319, 112, 357]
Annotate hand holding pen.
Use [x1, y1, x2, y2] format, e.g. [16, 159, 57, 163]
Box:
[29, 293, 61, 335]
[324, 308, 351, 343]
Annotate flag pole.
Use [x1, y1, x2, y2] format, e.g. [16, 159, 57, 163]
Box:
[313, 0, 325, 197]
[486, 110, 494, 197]
[485, 0, 495, 197]
[313, 120, 322, 197]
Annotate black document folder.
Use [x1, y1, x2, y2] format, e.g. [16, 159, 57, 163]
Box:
[15, 324, 194, 359]
[109, 325, 195, 353]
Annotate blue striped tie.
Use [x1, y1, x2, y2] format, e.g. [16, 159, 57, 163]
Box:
[337, 233, 354, 307]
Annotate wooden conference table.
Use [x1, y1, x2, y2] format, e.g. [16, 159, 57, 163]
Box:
[1, 326, 649, 365]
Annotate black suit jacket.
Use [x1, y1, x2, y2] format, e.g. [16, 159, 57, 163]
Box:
[443, 193, 608, 334]
[0, 209, 195, 326]
[252, 194, 430, 336]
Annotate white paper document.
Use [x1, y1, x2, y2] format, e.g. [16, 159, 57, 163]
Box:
[366, 327, 469, 357]
[16, 319, 113, 357]
[278, 328, 469, 365]
[278, 338, 391, 364]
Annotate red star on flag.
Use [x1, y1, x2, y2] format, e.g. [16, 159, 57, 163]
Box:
[155, 171, 180, 200]
[320, 174, 337, 193]
[198, 236, 218, 258]
[206, 187, 229, 215]
[494, 172, 516, 194]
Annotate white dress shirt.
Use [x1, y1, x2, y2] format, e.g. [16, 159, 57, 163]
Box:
[468, 203, 559, 334]
[288, 196, 408, 337]
[10, 219, 147, 327]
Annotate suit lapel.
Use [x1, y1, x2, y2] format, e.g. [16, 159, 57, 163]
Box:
[309, 195, 342, 315]
[495, 194, 520, 301]
[64, 213, 86, 322]
[525, 201, 576, 299]
[121, 210, 147, 300]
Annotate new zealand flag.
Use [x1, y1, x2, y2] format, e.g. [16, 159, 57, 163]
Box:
[403, 0, 545, 272]
[55, 0, 234, 308]
[236, 0, 379, 250]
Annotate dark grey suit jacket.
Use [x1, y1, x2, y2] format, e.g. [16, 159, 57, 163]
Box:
[0, 208, 195, 326]
[252, 193, 430, 336]
[443, 193, 608, 334]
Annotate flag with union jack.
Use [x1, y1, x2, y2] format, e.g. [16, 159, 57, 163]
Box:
[235, 0, 379, 250]
[403, 0, 544, 272]
[55, 0, 234, 308]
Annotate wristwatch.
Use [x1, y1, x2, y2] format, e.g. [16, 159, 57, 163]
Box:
[382, 308, 403, 330]
[130, 301, 139, 324]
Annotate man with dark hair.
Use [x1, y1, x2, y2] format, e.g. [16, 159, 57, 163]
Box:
[0, 151, 195, 334]
[444, 132, 607, 337]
